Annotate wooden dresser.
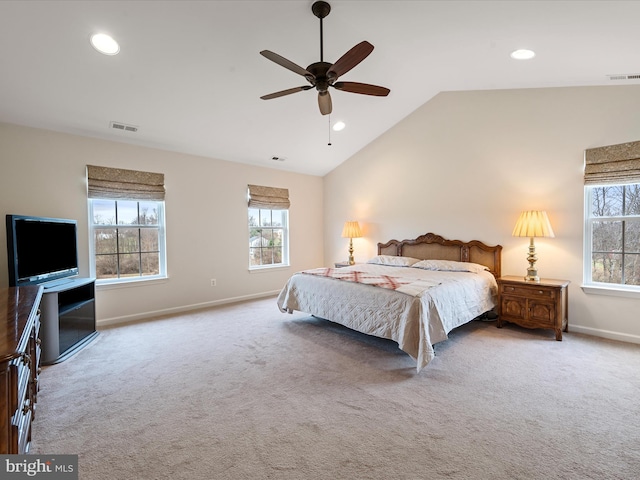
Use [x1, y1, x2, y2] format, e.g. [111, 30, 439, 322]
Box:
[497, 276, 569, 341]
[0, 285, 43, 454]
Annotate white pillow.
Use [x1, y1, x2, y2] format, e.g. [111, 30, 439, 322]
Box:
[411, 259, 488, 274]
[367, 255, 421, 267]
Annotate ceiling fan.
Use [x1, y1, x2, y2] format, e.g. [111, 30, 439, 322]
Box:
[260, 1, 390, 116]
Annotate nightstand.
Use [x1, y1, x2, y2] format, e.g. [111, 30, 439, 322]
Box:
[334, 262, 352, 268]
[496, 275, 570, 340]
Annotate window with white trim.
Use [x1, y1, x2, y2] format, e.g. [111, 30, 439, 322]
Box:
[87, 165, 167, 284]
[585, 183, 640, 287]
[248, 208, 288, 267]
[89, 199, 166, 282]
[247, 184, 290, 269]
[583, 140, 640, 291]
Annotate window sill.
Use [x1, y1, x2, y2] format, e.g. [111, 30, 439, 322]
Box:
[581, 284, 640, 299]
[249, 265, 290, 273]
[96, 276, 169, 290]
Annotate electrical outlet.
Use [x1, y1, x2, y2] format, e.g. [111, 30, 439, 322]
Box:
[210, 279, 217, 287]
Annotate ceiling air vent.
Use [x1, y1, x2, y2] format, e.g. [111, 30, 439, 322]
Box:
[607, 74, 640, 81]
[110, 121, 139, 133]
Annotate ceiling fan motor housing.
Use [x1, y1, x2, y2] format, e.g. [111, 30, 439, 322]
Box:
[307, 61, 333, 92]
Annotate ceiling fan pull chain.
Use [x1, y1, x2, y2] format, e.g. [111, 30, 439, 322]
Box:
[327, 114, 332, 146]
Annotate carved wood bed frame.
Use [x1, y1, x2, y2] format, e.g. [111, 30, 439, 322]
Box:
[377, 233, 502, 278]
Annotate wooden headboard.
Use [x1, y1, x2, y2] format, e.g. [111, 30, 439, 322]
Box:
[378, 232, 502, 278]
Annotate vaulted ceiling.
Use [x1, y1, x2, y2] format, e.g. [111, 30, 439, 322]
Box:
[1, 1, 639, 176]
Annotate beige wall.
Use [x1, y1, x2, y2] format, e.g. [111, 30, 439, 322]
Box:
[324, 85, 640, 344]
[4, 84, 640, 343]
[0, 122, 324, 324]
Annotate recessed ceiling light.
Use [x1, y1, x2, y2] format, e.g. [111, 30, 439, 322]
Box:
[510, 49, 535, 60]
[332, 121, 346, 131]
[90, 33, 120, 55]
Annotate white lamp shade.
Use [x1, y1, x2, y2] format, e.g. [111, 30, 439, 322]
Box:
[341, 221, 362, 238]
[512, 211, 555, 238]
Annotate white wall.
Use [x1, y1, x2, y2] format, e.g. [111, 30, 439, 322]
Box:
[324, 84, 640, 344]
[0, 122, 324, 324]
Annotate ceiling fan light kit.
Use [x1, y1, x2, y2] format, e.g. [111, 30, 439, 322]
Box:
[260, 1, 390, 116]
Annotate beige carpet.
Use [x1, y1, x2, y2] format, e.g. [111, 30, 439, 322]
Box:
[31, 297, 640, 480]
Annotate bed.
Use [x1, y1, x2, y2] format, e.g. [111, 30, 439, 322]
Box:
[277, 233, 502, 371]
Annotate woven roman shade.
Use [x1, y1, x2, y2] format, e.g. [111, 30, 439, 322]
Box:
[87, 165, 165, 200]
[247, 184, 290, 210]
[584, 140, 640, 185]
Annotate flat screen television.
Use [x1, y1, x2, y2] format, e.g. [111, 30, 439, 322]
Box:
[6, 214, 79, 287]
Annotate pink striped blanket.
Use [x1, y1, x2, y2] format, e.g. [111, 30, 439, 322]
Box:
[299, 268, 440, 296]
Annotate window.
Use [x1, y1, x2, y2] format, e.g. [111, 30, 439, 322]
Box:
[585, 184, 640, 288]
[87, 165, 167, 284]
[584, 140, 640, 294]
[90, 199, 166, 282]
[248, 208, 288, 267]
[247, 184, 290, 269]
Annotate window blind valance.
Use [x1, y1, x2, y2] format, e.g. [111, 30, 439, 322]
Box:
[248, 184, 290, 210]
[584, 140, 640, 185]
[87, 165, 165, 200]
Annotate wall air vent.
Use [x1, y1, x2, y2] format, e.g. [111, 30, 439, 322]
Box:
[607, 74, 640, 81]
[110, 121, 139, 133]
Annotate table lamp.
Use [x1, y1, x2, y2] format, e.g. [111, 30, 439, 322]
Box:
[512, 210, 555, 282]
[341, 221, 362, 265]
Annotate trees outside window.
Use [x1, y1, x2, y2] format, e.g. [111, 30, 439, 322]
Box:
[90, 199, 166, 282]
[586, 183, 640, 287]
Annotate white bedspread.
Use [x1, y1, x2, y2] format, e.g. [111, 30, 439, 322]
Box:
[276, 263, 498, 371]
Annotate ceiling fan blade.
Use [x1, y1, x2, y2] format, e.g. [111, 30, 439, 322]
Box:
[260, 50, 313, 78]
[333, 81, 390, 97]
[327, 41, 374, 80]
[261, 85, 313, 100]
[318, 91, 332, 115]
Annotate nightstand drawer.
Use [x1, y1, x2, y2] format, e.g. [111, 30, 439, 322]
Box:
[500, 284, 556, 300]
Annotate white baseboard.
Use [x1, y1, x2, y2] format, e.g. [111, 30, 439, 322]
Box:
[97, 290, 281, 327]
[98, 298, 640, 347]
[569, 324, 640, 345]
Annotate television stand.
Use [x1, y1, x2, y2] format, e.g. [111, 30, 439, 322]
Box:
[42, 278, 75, 289]
[40, 277, 98, 365]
